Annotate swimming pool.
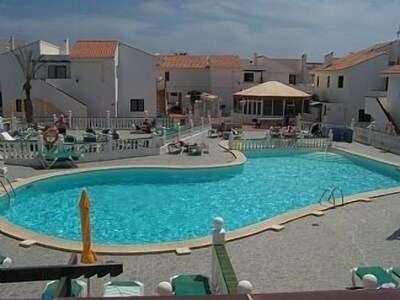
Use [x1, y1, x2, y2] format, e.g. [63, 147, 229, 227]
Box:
[1, 150, 400, 245]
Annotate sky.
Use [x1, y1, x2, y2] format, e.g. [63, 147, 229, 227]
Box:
[0, 0, 399, 61]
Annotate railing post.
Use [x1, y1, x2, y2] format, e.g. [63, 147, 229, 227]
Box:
[367, 121, 376, 145]
[296, 113, 302, 132]
[106, 110, 111, 129]
[212, 217, 225, 245]
[11, 117, 17, 132]
[53, 113, 57, 124]
[57, 135, 65, 152]
[228, 132, 234, 150]
[106, 134, 113, 152]
[37, 133, 44, 153]
[162, 126, 167, 145]
[68, 110, 72, 129]
[350, 117, 355, 130]
[177, 123, 181, 141]
[0, 116, 3, 131]
[328, 129, 333, 147]
[190, 119, 194, 142]
[208, 114, 212, 130]
[201, 117, 204, 132]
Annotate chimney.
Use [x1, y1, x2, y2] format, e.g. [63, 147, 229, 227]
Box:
[10, 37, 15, 51]
[300, 53, 307, 83]
[61, 39, 70, 55]
[254, 52, 258, 66]
[324, 51, 334, 66]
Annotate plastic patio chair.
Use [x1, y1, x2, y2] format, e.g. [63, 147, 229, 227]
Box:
[351, 266, 399, 287]
[0, 255, 12, 268]
[44, 279, 87, 298]
[103, 280, 144, 297]
[171, 274, 211, 296]
[39, 150, 81, 169]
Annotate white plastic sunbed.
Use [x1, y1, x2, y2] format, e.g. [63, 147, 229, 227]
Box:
[103, 281, 145, 297]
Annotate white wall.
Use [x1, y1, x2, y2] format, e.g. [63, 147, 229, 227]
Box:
[0, 42, 40, 117]
[39, 41, 61, 55]
[117, 43, 158, 117]
[387, 76, 400, 126]
[31, 80, 87, 117]
[64, 59, 117, 116]
[314, 54, 388, 124]
[210, 69, 241, 113]
[364, 96, 389, 131]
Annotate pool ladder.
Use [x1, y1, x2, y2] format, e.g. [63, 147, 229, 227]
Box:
[318, 187, 344, 207]
[0, 175, 15, 201]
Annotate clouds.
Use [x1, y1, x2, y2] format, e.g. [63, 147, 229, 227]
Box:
[0, 0, 399, 61]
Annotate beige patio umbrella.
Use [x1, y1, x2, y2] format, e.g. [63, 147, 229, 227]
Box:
[79, 188, 98, 296]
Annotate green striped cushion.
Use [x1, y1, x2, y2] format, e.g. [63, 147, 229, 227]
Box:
[356, 266, 398, 286]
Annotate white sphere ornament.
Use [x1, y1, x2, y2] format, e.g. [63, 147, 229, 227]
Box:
[156, 281, 173, 296]
[237, 280, 253, 294]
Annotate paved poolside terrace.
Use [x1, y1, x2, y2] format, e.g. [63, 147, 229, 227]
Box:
[1, 129, 400, 298]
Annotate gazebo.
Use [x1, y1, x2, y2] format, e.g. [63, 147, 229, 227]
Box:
[234, 81, 311, 125]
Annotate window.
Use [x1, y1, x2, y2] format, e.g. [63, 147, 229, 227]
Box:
[263, 99, 272, 115]
[338, 76, 344, 88]
[244, 72, 254, 82]
[316, 76, 319, 87]
[289, 74, 296, 85]
[358, 109, 371, 122]
[327, 76, 330, 88]
[48, 65, 67, 79]
[130, 99, 144, 112]
[16, 99, 22, 112]
[170, 92, 178, 97]
[303, 100, 310, 113]
[165, 71, 170, 81]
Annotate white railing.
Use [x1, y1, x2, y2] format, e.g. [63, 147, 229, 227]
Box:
[0, 135, 164, 166]
[230, 137, 329, 151]
[30, 116, 188, 130]
[353, 127, 400, 155]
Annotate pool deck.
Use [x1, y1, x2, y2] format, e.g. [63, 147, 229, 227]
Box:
[1, 132, 400, 297]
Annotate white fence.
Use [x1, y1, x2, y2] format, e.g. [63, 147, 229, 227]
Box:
[230, 137, 330, 151]
[31, 116, 182, 130]
[353, 127, 400, 155]
[0, 135, 163, 167]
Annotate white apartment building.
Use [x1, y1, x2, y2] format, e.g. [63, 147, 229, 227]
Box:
[160, 55, 242, 115]
[0, 39, 159, 118]
[240, 53, 318, 92]
[312, 40, 400, 125]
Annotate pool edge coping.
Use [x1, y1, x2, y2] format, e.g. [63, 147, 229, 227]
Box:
[0, 144, 399, 254]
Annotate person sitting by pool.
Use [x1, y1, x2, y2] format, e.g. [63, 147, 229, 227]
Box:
[217, 122, 227, 137]
[141, 119, 152, 133]
[310, 122, 322, 137]
[112, 129, 120, 140]
[283, 125, 296, 138]
[269, 125, 281, 138]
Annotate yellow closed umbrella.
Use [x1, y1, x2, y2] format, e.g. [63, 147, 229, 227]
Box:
[79, 188, 98, 264]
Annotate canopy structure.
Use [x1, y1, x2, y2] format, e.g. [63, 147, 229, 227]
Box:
[235, 81, 310, 98]
[233, 81, 311, 125]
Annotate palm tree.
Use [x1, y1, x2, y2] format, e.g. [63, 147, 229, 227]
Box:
[12, 48, 43, 123]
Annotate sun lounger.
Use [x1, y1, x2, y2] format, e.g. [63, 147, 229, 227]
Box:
[351, 266, 399, 287]
[44, 279, 87, 297]
[103, 281, 144, 297]
[0, 255, 12, 268]
[39, 151, 81, 169]
[167, 141, 187, 155]
[171, 274, 211, 296]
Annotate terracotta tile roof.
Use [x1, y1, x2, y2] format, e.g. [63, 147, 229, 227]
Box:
[161, 55, 242, 69]
[312, 42, 390, 72]
[382, 64, 400, 75]
[70, 40, 118, 59]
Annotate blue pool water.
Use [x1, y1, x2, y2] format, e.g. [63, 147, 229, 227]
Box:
[1, 150, 400, 245]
